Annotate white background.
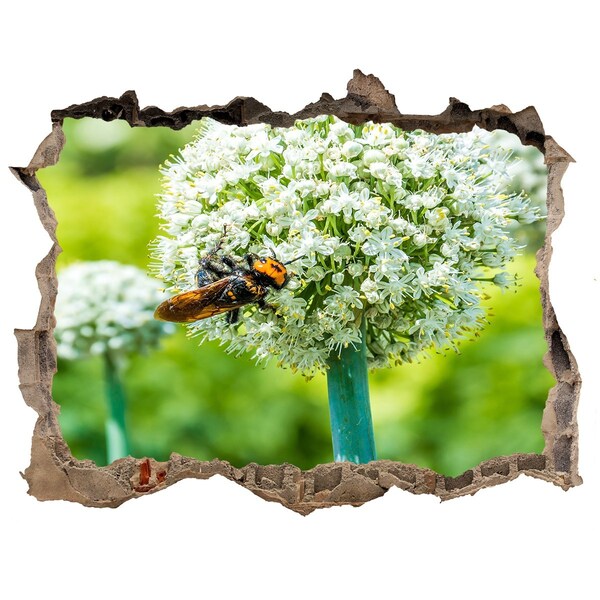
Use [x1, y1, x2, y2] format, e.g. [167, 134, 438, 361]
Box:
[1, 2, 599, 598]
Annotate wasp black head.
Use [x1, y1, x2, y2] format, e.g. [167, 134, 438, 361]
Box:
[247, 254, 289, 289]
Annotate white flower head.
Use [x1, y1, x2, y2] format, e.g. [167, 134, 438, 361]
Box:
[153, 117, 543, 376]
[55, 261, 173, 360]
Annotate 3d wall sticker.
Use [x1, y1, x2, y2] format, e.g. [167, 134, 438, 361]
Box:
[13, 71, 580, 514]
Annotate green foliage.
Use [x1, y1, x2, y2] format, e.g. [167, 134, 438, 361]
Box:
[53, 332, 331, 469]
[40, 118, 554, 475]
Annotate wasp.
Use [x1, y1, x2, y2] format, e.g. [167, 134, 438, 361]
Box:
[154, 236, 298, 325]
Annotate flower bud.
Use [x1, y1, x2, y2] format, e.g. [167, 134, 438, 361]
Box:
[327, 146, 342, 161]
[493, 272, 512, 288]
[266, 222, 283, 236]
[348, 262, 364, 277]
[363, 149, 386, 165]
[413, 232, 428, 247]
[341, 141, 363, 159]
[427, 207, 450, 229]
[361, 278, 380, 303]
[307, 266, 325, 281]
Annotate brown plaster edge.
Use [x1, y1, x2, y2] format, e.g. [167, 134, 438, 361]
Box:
[13, 69, 581, 515]
[18, 452, 574, 516]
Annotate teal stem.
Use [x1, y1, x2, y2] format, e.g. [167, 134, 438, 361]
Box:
[103, 352, 130, 463]
[326, 320, 376, 463]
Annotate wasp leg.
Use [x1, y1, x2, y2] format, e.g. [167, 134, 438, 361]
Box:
[257, 298, 276, 312]
[226, 309, 240, 324]
[222, 256, 239, 270]
[216, 225, 228, 250]
[208, 225, 228, 256]
[196, 257, 235, 287]
[195, 226, 233, 286]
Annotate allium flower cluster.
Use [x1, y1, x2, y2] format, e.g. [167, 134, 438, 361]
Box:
[55, 261, 173, 360]
[153, 116, 542, 376]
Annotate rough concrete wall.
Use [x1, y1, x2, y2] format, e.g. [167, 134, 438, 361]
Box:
[12, 70, 581, 515]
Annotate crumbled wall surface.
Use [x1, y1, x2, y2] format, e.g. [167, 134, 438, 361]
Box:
[12, 70, 581, 515]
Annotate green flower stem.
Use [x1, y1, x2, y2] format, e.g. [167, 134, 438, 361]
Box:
[326, 320, 377, 463]
[103, 352, 130, 463]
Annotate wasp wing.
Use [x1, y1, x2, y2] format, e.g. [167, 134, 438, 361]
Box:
[154, 278, 243, 323]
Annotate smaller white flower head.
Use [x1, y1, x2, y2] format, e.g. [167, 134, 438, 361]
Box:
[55, 261, 173, 360]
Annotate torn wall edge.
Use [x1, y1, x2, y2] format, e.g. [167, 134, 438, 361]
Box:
[12, 70, 581, 515]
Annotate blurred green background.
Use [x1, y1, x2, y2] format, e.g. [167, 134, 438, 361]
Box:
[39, 118, 553, 476]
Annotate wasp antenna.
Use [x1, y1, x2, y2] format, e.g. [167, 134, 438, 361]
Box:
[284, 255, 304, 265]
